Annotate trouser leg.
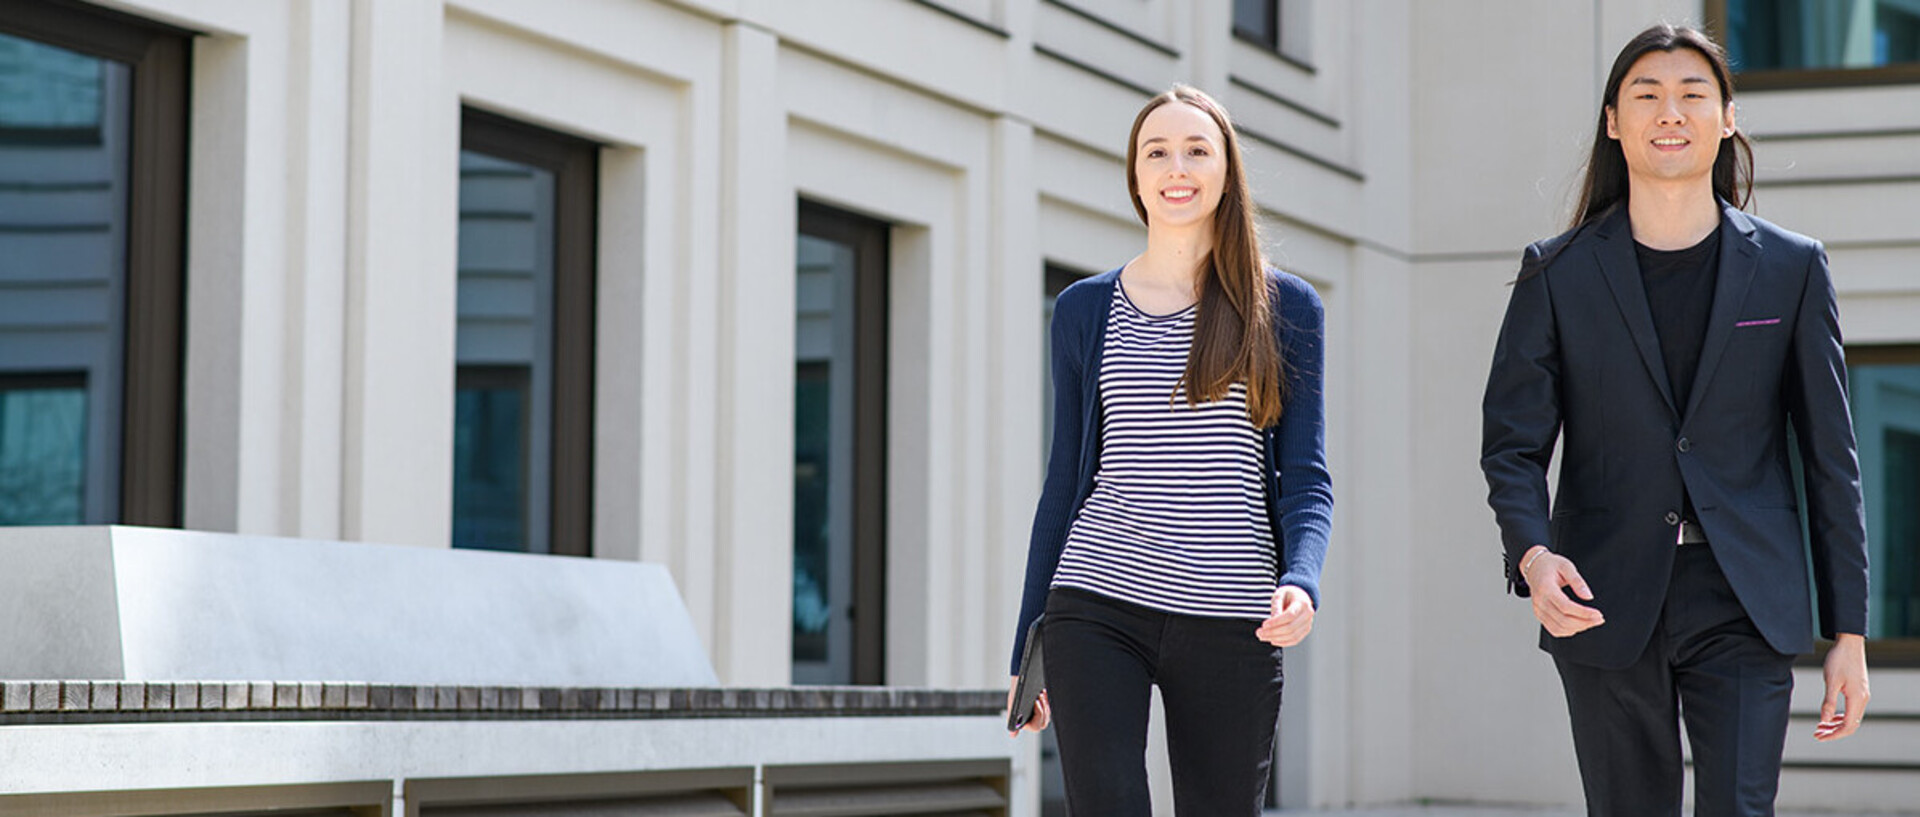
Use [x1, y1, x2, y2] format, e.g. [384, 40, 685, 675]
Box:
[1157, 613, 1283, 817]
[1670, 545, 1796, 817]
[1554, 635, 1684, 817]
[1042, 588, 1157, 817]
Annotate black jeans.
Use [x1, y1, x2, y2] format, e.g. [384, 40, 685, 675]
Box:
[1553, 542, 1796, 817]
[1041, 587, 1284, 817]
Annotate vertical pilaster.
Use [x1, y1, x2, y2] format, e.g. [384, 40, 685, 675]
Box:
[714, 21, 795, 685]
[341, 0, 456, 547]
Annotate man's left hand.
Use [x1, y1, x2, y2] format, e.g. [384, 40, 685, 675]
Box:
[1816, 633, 1869, 742]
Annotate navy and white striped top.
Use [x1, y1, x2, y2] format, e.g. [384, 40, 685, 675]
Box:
[1049, 283, 1277, 619]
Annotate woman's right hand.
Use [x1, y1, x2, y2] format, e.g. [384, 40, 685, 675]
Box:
[1006, 676, 1050, 736]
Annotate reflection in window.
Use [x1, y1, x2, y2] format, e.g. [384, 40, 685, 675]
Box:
[0, 374, 87, 524]
[453, 150, 554, 552]
[1853, 360, 1920, 639]
[0, 32, 103, 143]
[453, 366, 530, 550]
[0, 30, 128, 525]
[1727, 0, 1920, 72]
[793, 233, 857, 682]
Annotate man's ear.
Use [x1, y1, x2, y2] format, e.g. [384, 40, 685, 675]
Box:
[1605, 106, 1619, 140]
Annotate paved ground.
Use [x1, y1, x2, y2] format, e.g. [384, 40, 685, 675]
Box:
[1268, 807, 1915, 817]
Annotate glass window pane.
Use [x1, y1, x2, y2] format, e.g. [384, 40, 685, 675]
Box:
[1853, 361, 1920, 639]
[0, 30, 129, 526]
[454, 149, 555, 552]
[793, 231, 858, 685]
[1728, 0, 1920, 71]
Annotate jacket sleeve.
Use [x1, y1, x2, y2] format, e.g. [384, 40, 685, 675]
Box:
[1009, 289, 1089, 675]
[1481, 246, 1561, 597]
[1785, 244, 1870, 638]
[1272, 276, 1333, 607]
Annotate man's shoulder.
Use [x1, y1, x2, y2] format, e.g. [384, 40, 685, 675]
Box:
[1729, 208, 1824, 259]
[1517, 219, 1606, 281]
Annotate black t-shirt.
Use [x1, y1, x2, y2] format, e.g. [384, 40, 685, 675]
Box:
[1636, 225, 1720, 523]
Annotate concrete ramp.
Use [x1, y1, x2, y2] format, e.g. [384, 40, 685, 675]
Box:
[0, 526, 718, 686]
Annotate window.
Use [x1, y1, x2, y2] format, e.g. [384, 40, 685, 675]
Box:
[452, 109, 597, 555]
[1233, 0, 1312, 68]
[1233, 0, 1280, 48]
[0, 0, 187, 528]
[1847, 345, 1920, 662]
[1040, 264, 1089, 460]
[793, 201, 889, 686]
[1711, 0, 1920, 87]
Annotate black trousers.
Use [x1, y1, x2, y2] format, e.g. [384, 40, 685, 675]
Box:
[1553, 542, 1796, 817]
[1041, 587, 1283, 817]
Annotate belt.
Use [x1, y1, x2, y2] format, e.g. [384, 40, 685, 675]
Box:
[1677, 519, 1708, 545]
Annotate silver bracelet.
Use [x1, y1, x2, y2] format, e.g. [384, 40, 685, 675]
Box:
[1521, 547, 1549, 577]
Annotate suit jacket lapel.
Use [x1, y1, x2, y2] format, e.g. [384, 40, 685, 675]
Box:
[1680, 203, 1762, 421]
[1592, 207, 1679, 417]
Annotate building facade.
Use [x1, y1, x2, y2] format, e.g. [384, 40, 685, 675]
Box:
[1, 0, 1915, 812]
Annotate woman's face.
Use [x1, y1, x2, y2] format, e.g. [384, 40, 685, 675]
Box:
[1133, 101, 1229, 231]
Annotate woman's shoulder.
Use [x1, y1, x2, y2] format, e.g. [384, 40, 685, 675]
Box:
[1264, 266, 1324, 317]
[1053, 266, 1123, 317]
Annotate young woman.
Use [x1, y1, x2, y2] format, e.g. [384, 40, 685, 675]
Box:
[1006, 85, 1332, 815]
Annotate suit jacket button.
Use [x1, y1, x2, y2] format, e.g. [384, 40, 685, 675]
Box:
[1664, 510, 1680, 525]
[1677, 437, 1692, 453]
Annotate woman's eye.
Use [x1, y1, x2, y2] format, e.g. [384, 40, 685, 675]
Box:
[1189, 147, 1209, 157]
[1146, 149, 1165, 158]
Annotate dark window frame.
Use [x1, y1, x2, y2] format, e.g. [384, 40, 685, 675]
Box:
[457, 107, 599, 558]
[797, 199, 890, 686]
[1707, 0, 1920, 90]
[1, 0, 190, 528]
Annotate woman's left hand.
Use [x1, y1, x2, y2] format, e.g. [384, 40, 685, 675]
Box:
[1257, 585, 1314, 647]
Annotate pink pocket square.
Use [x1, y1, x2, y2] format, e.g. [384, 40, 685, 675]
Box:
[1735, 317, 1782, 328]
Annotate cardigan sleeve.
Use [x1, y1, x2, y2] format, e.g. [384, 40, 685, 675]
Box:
[1009, 282, 1095, 675]
[1271, 272, 1334, 608]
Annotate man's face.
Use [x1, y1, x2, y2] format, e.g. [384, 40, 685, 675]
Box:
[1605, 48, 1735, 190]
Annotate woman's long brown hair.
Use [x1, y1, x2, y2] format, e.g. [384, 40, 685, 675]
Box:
[1126, 85, 1285, 427]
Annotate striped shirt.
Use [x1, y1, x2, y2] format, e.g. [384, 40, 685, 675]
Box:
[1049, 282, 1277, 619]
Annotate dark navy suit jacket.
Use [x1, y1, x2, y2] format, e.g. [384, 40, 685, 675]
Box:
[1482, 201, 1868, 669]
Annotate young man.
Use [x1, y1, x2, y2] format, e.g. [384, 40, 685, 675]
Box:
[1481, 25, 1870, 817]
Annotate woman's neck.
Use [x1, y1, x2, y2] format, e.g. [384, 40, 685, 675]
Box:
[1133, 222, 1213, 288]
[1122, 221, 1213, 313]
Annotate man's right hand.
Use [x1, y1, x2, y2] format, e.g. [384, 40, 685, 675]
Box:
[1521, 545, 1606, 637]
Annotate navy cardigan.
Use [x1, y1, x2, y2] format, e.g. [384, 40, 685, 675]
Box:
[1010, 266, 1334, 674]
